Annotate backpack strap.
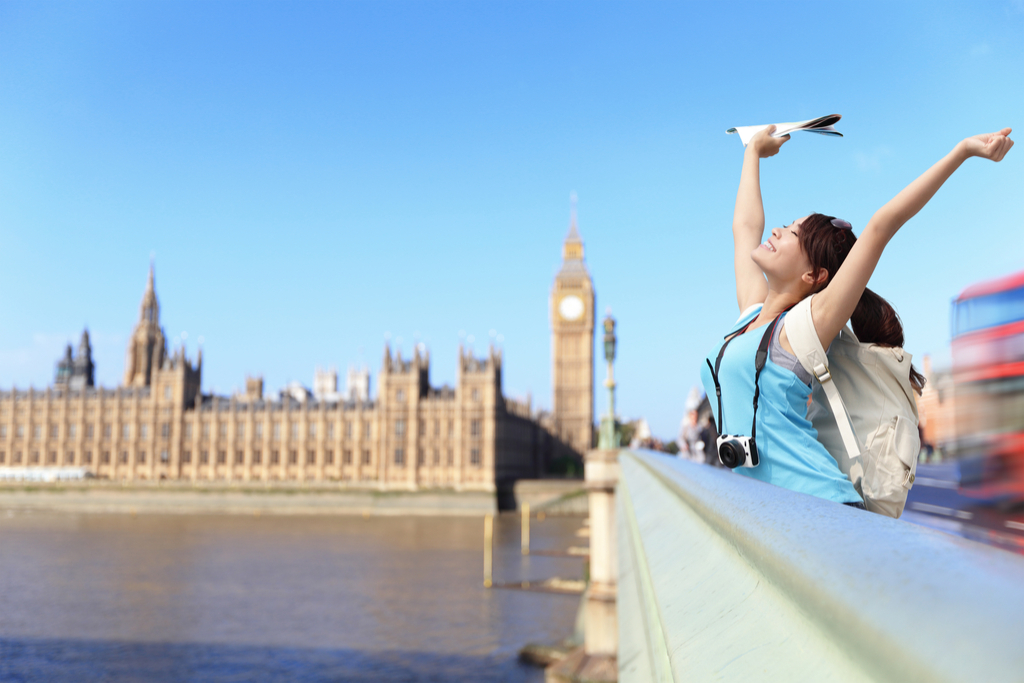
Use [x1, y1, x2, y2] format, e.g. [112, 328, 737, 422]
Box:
[786, 296, 862, 462]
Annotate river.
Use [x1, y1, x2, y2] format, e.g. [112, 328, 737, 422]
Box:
[0, 511, 585, 681]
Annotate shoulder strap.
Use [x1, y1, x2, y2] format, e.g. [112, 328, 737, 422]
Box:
[786, 296, 862, 461]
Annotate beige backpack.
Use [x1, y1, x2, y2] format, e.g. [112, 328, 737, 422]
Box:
[786, 295, 920, 518]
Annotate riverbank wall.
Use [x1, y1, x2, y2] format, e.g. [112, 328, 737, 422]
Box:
[0, 480, 499, 516]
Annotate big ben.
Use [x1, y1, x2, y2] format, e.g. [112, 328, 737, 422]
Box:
[551, 198, 595, 452]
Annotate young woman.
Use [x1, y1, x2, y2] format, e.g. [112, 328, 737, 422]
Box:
[700, 125, 1013, 505]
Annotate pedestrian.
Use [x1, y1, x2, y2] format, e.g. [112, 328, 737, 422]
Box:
[700, 125, 1013, 505]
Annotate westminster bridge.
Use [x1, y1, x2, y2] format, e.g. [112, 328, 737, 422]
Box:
[558, 449, 1024, 682]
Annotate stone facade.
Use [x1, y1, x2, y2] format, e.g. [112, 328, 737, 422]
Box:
[0, 267, 561, 491]
[551, 206, 596, 452]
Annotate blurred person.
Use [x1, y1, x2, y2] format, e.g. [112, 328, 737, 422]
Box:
[700, 126, 1013, 506]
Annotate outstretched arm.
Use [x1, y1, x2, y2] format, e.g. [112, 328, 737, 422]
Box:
[811, 129, 1014, 347]
[733, 127, 789, 311]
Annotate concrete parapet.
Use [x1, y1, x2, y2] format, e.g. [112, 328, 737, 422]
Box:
[617, 449, 1024, 682]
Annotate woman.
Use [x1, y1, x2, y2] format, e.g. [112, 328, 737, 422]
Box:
[699, 125, 1013, 505]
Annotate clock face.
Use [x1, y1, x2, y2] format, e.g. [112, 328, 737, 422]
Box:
[559, 295, 585, 321]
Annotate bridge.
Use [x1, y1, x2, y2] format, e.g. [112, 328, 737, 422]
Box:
[548, 448, 1024, 682]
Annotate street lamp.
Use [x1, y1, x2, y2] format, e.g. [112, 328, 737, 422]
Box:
[599, 311, 620, 449]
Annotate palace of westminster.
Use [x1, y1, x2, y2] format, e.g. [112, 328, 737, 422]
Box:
[0, 216, 597, 492]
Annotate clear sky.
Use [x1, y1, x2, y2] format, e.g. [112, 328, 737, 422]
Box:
[1, 1, 1022, 439]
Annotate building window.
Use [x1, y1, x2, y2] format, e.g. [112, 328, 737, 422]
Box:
[417, 449, 425, 465]
[253, 450, 262, 464]
[164, 385, 172, 400]
[84, 451, 93, 464]
[309, 423, 317, 438]
[184, 424, 192, 438]
[160, 450, 169, 463]
[434, 420, 440, 436]
[343, 449, 352, 465]
[69, 424, 77, 438]
[470, 419, 480, 437]
[271, 450, 280, 465]
[48, 451, 57, 464]
[31, 451, 39, 463]
[273, 423, 281, 441]
[219, 423, 227, 438]
[290, 422, 299, 440]
[33, 425, 42, 439]
[0, 451, 5, 464]
[161, 423, 170, 438]
[345, 421, 352, 439]
[362, 449, 371, 465]
[86, 424, 94, 439]
[327, 423, 334, 439]
[65, 451, 75, 464]
[101, 451, 110, 464]
[236, 423, 245, 439]
[217, 450, 226, 464]
[14, 451, 22, 464]
[447, 448, 453, 466]
[364, 421, 371, 438]
[123, 424, 131, 439]
[433, 449, 440, 465]
[396, 389, 404, 402]
[472, 389, 479, 401]
[395, 419, 405, 437]
[470, 448, 481, 466]
[235, 450, 244, 464]
[51, 424, 59, 438]
[394, 448, 405, 466]
[182, 450, 191, 464]
[307, 450, 316, 465]
[0, 426, 6, 438]
[202, 423, 210, 438]
[255, 422, 264, 438]
[140, 424, 149, 440]
[138, 451, 146, 464]
[200, 450, 209, 464]
[325, 450, 334, 464]
[16, 424, 24, 438]
[448, 421, 454, 437]
[120, 451, 129, 464]
[289, 450, 298, 464]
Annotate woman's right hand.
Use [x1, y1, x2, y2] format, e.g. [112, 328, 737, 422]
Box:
[749, 125, 790, 158]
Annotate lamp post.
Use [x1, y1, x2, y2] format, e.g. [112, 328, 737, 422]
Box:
[598, 311, 619, 450]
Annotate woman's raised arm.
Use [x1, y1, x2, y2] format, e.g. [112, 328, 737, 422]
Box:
[811, 129, 1014, 348]
[733, 127, 789, 312]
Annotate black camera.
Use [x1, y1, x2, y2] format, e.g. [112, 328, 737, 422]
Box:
[717, 435, 759, 468]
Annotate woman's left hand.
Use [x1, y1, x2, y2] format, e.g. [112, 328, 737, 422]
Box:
[960, 128, 1014, 161]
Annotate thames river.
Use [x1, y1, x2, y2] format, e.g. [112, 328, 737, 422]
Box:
[0, 511, 584, 682]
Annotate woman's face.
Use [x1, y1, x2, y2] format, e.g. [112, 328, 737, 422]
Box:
[750, 215, 815, 288]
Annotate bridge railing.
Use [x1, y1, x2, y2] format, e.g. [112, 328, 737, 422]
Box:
[616, 449, 1024, 682]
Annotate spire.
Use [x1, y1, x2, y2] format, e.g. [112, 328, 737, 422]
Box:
[138, 260, 160, 325]
[563, 192, 584, 262]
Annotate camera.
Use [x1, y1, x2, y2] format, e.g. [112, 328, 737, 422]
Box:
[717, 435, 759, 468]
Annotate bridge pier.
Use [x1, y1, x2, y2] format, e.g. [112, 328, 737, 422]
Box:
[546, 447, 619, 683]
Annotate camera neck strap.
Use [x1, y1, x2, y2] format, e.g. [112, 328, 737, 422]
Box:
[706, 313, 785, 438]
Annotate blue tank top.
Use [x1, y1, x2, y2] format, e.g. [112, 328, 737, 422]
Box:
[700, 305, 862, 504]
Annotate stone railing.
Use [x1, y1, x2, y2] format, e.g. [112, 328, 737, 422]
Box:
[617, 449, 1024, 682]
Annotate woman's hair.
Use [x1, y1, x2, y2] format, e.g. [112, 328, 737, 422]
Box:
[798, 213, 926, 394]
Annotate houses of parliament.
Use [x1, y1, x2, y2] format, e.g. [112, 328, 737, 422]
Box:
[0, 212, 597, 491]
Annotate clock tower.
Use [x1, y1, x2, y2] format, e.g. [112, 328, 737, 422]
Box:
[551, 197, 595, 452]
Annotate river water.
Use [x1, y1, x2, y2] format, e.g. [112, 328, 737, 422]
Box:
[0, 511, 585, 682]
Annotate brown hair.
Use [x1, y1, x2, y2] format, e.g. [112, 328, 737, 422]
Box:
[798, 213, 926, 394]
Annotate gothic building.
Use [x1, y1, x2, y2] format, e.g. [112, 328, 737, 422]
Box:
[0, 264, 558, 492]
[551, 200, 596, 451]
[54, 330, 95, 391]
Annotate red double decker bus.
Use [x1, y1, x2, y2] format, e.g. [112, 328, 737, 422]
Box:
[950, 269, 1024, 499]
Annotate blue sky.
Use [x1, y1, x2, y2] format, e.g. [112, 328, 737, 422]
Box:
[1, 1, 1022, 438]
